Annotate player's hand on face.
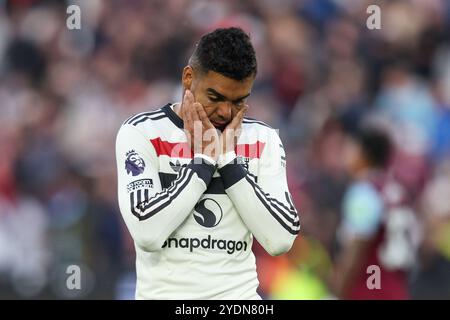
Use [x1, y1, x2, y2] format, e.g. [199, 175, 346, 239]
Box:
[220, 105, 248, 155]
[182, 90, 220, 161]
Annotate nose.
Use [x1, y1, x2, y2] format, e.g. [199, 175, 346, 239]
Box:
[216, 101, 232, 121]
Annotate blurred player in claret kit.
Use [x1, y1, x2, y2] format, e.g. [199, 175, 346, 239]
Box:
[331, 126, 419, 299]
[115, 27, 300, 299]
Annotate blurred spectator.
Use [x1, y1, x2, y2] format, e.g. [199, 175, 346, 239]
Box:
[330, 126, 420, 299]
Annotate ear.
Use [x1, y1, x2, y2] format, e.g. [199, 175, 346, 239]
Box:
[182, 66, 193, 91]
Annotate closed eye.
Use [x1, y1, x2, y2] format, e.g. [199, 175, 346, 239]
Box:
[208, 96, 223, 102]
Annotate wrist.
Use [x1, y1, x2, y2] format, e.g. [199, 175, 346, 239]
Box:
[217, 151, 237, 168]
[194, 153, 217, 166]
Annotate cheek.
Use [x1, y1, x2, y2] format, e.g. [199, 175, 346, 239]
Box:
[191, 92, 210, 109]
[203, 105, 215, 117]
[192, 95, 214, 116]
[190, 90, 216, 117]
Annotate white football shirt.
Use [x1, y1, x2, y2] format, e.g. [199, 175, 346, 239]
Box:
[116, 103, 300, 299]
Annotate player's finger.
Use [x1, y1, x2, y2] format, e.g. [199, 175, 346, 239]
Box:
[191, 102, 201, 122]
[228, 105, 248, 130]
[184, 89, 194, 106]
[236, 108, 247, 134]
[183, 90, 194, 126]
[196, 102, 214, 129]
[236, 105, 248, 131]
[181, 90, 189, 122]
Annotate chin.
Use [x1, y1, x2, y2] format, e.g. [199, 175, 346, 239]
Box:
[211, 121, 228, 131]
[214, 125, 226, 132]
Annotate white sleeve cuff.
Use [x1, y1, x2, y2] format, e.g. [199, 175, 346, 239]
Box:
[193, 153, 217, 166]
[217, 151, 237, 168]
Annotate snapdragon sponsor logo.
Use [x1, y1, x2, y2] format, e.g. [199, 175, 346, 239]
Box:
[162, 235, 248, 255]
[193, 198, 223, 228]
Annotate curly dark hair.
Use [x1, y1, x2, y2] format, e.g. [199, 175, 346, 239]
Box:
[354, 127, 392, 169]
[189, 27, 257, 80]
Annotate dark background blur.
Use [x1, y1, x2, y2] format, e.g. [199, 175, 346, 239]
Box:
[1, 0, 450, 299]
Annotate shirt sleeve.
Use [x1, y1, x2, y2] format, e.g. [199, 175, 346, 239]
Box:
[116, 124, 216, 252]
[217, 129, 300, 256]
[341, 181, 383, 239]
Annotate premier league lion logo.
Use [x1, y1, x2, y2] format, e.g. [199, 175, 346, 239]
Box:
[125, 150, 146, 176]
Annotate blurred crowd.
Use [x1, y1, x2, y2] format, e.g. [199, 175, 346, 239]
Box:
[1, 0, 450, 299]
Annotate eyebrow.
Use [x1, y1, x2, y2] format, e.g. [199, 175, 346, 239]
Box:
[206, 88, 250, 103]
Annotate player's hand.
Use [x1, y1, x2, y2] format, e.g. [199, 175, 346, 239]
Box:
[220, 105, 248, 155]
[181, 90, 220, 161]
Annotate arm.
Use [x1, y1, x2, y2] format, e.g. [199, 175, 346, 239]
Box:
[330, 238, 373, 298]
[116, 124, 216, 252]
[217, 129, 300, 256]
[330, 181, 383, 298]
